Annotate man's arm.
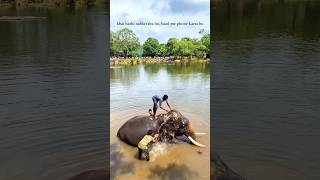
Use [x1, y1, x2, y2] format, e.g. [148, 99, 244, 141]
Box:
[159, 101, 169, 112]
[166, 100, 171, 110]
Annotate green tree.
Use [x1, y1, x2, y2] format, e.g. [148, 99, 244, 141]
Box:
[110, 31, 120, 56]
[194, 43, 207, 58]
[143, 37, 159, 57]
[189, 38, 206, 58]
[166, 38, 179, 56]
[179, 37, 194, 57]
[116, 28, 140, 57]
[200, 33, 210, 58]
[110, 28, 210, 58]
[158, 44, 167, 57]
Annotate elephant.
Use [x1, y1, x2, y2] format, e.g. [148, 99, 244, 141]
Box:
[117, 109, 205, 147]
[68, 110, 246, 180]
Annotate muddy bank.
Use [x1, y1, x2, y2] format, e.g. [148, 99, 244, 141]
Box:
[110, 57, 210, 65]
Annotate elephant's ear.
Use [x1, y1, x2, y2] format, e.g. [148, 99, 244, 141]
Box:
[172, 112, 182, 130]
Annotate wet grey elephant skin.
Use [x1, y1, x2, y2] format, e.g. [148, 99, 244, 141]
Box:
[117, 115, 162, 146]
[117, 109, 198, 146]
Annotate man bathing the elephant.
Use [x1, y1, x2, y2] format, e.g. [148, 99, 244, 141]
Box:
[138, 130, 159, 161]
[149, 94, 171, 117]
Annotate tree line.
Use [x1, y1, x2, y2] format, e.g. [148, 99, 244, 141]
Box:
[110, 28, 210, 59]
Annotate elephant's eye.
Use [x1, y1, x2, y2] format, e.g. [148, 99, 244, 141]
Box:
[181, 122, 186, 128]
[180, 119, 188, 127]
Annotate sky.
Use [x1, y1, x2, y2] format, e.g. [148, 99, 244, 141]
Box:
[110, 0, 210, 44]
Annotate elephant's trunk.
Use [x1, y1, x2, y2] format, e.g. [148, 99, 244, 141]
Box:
[186, 124, 196, 140]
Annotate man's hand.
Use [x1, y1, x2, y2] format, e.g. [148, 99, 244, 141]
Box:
[153, 134, 159, 142]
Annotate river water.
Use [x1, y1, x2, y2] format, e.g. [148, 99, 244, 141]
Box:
[212, 1, 320, 179]
[2, 1, 319, 180]
[110, 63, 210, 179]
[0, 7, 107, 180]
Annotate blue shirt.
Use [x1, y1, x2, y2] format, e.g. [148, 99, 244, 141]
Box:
[152, 95, 163, 106]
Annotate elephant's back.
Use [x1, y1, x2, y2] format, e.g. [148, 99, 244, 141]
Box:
[117, 115, 157, 146]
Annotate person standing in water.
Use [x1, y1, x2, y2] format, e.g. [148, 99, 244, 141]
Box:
[138, 130, 159, 161]
[149, 94, 171, 117]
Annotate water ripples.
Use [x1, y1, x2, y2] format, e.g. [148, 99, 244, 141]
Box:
[214, 35, 320, 179]
[0, 8, 107, 180]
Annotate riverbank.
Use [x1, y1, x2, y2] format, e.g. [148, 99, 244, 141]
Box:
[110, 57, 210, 65]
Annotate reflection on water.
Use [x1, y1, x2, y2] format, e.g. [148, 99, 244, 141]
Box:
[212, 0, 320, 40]
[213, 1, 320, 180]
[110, 63, 210, 179]
[110, 63, 210, 117]
[0, 7, 107, 180]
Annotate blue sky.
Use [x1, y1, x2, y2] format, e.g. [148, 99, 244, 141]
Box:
[110, 0, 210, 44]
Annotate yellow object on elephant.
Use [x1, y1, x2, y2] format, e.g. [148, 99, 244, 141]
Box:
[138, 135, 153, 150]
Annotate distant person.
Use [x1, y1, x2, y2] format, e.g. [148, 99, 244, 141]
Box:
[149, 94, 171, 117]
[138, 130, 159, 161]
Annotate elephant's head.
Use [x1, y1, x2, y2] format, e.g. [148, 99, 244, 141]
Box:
[158, 110, 204, 147]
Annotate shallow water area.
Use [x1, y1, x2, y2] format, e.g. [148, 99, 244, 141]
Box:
[110, 63, 210, 179]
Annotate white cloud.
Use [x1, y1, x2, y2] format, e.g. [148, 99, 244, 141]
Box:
[110, 0, 210, 44]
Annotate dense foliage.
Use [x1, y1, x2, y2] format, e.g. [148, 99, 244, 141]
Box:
[110, 28, 140, 57]
[142, 38, 159, 57]
[111, 28, 210, 58]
